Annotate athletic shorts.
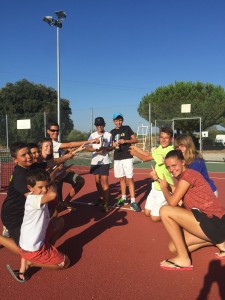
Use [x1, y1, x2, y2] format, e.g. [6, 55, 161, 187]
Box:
[145, 185, 168, 216]
[192, 209, 225, 244]
[114, 158, 133, 178]
[90, 164, 110, 176]
[8, 226, 21, 246]
[19, 242, 65, 266]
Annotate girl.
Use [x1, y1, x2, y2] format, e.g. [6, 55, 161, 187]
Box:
[174, 134, 217, 196]
[153, 150, 225, 270]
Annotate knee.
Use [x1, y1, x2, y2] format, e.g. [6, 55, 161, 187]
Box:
[159, 205, 169, 217]
[144, 209, 151, 217]
[150, 215, 161, 222]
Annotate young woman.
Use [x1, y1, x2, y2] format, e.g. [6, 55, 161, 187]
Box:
[152, 149, 225, 271]
[174, 134, 217, 196]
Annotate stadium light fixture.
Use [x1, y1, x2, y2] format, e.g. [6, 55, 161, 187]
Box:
[42, 10, 67, 141]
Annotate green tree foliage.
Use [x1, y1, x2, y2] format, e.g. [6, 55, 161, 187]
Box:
[66, 129, 90, 141]
[138, 81, 225, 133]
[0, 79, 74, 145]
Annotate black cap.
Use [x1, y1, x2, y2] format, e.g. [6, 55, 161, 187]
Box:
[94, 117, 106, 126]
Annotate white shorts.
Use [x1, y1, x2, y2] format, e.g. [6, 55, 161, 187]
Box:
[144, 184, 168, 216]
[114, 158, 133, 178]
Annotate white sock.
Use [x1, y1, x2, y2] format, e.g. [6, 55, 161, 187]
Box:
[131, 198, 135, 203]
[122, 195, 126, 200]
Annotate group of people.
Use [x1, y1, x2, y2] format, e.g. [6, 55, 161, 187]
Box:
[130, 128, 225, 270]
[0, 112, 141, 282]
[1, 112, 225, 279]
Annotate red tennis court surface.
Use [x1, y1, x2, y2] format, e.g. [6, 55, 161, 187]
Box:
[1, 167, 225, 300]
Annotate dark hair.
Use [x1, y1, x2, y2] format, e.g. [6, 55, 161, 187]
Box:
[48, 122, 59, 130]
[27, 168, 50, 187]
[10, 142, 28, 158]
[27, 142, 39, 150]
[160, 127, 173, 138]
[165, 149, 185, 161]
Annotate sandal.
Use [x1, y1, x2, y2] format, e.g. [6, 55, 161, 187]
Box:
[6, 264, 30, 283]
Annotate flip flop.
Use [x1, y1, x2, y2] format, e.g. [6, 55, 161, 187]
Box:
[160, 259, 194, 271]
[6, 264, 30, 283]
[215, 250, 225, 259]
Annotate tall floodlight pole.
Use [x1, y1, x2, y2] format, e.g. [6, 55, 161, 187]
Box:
[43, 10, 66, 141]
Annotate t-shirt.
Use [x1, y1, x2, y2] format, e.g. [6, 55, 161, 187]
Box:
[19, 194, 50, 251]
[1, 165, 29, 229]
[111, 125, 134, 160]
[88, 131, 112, 165]
[189, 158, 217, 192]
[180, 169, 225, 218]
[52, 140, 66, 158]
[152, 145, 174, 190]
[1, 163, 47, 230]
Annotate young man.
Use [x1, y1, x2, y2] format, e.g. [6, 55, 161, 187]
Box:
[130, 127, 174, 221]
[47, 122, 98, 207]
[7, 169, 69, 282]
[87, 117, 112, 212]
[110, 113, 141, 212]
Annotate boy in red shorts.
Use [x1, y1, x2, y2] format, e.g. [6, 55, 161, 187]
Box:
[7, 168, 69, 282]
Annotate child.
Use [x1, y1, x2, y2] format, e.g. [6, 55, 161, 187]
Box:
[174, 134, 218, 196]
[27, 142, 41, 163]
[110, 113, 141, 212]
[87, 117, 112, 212]
[7, 168, 69, 282]
[47, 122, 98, 209]
[154, 150, 225, 270]
[38, 138, 85, 211]
[1, 142, 33, 245]
[130, 127, 174, 221]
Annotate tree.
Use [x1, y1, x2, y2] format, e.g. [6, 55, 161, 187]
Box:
[0, 79, 74, 145]
[138, 81, 225, 132]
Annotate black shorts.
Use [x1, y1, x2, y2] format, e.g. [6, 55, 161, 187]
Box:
[192, 208, 225, 244]
[90, 164, 110, 176]
[8, 226, 21, 245]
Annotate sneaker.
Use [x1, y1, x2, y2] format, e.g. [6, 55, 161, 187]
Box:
[101, 204, 110, 212]
[114, 197, 128, 207]
[2, 226, 11, 238]
[130, 202, 141, 212]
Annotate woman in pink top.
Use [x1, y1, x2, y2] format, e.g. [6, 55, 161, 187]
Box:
[152, 149, 225, 270]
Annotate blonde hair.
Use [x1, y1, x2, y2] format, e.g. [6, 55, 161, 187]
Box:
[174, 134, 202, 165]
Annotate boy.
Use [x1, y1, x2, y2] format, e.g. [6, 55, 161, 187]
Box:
[130, 127, 174, 221]
[47, 122, 99, 207]
[1, 142, 33, 245]
[87, 117, 112, 212]
[7, 169, 69, 282]
[110, 113, 141, 212]
[27, 142, 41, 163]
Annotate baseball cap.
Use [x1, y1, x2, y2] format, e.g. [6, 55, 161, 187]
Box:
[94, 117, 105, 126]
[113, 112, 123, 120]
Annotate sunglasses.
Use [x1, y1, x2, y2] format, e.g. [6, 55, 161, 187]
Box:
[49, 129, 59, 132]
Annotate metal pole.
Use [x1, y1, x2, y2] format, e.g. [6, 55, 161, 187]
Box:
[6, 114, 9, 149]
[57, 26, 61, 141]
[90, 108, 94, 133]
[199, 117, 202, 153]
[148, 103, 151, 151]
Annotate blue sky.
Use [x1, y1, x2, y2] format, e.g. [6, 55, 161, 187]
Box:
[1, 0, 225, 132]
